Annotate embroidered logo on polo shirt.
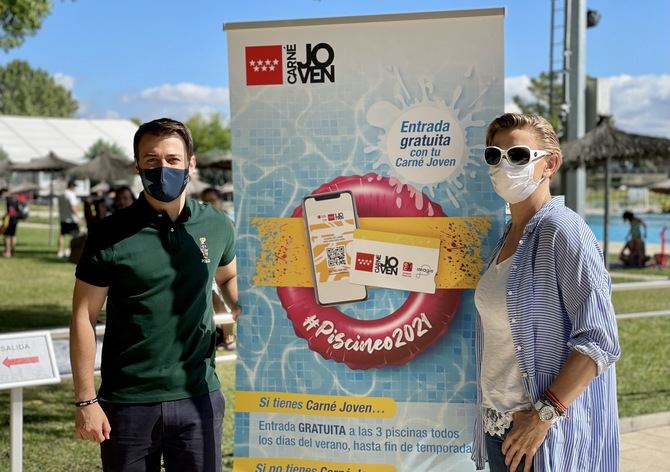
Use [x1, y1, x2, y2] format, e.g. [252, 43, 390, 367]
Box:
[199, 237, 211, 263]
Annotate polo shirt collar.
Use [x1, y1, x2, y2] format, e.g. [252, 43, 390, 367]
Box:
[135, 192, 193, 228]
[522, 195, 565, 235]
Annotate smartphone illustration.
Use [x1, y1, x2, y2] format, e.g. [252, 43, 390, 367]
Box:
[302, 190, 368, 306]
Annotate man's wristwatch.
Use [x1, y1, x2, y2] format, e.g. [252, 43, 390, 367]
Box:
[534, 396, 562, 424]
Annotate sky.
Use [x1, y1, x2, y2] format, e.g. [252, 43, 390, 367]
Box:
[2, 0, 669, 136]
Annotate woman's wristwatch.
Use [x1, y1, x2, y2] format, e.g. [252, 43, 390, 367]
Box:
[534, 394, 566, 424]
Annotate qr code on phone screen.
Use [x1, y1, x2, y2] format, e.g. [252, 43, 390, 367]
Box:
[326, 245, 346, 267]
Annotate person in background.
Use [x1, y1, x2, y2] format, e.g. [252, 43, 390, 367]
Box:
[201, 187, 237, 351]
[1, 188, 20, 257]
[83, 189, 110, 227]
[472, 113, 620, 472]
[620, 210, 647, 267]
[70, 118, 239, 471]
[58, 180, 81, 259]
[112, 185, 136, 212]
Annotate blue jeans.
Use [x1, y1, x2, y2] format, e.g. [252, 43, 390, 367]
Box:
[100, 390, 225, 472]
[485, 431, 532, 472]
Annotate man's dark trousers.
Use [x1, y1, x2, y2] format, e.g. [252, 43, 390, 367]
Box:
[100, 390, 224, 472]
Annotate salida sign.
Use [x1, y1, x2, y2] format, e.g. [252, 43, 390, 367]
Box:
[245, 42, 335, 86]
[0, 331, 60, 390]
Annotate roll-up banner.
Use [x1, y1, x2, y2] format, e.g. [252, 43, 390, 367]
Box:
[225, 8, 505, 471]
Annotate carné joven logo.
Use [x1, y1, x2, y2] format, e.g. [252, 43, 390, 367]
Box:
[245, 43, 335, 86]
[355, 252, 374, 272]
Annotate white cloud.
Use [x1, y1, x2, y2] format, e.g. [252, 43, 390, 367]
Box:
[609, 74, 670, 138]
[505, 74, 670, 139]
[118, 83, 230, 121]
[84, 75, 670, 136]
[53, 72, 75, 91]
[134, 83, 230, 106]
[104, 110, 121, 119]
[504, 76, 532, 113]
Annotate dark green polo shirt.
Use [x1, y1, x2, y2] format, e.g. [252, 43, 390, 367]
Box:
[76, 193, 235, 403]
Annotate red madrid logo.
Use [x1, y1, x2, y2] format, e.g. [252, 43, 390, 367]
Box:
[245, 45, 283, 86]
[355, 252, 374, 272]
[403, 261, 413, 272]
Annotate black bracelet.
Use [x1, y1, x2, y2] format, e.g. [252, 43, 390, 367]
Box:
[74, 397, 99, 408]
[539, 393, 567, 417]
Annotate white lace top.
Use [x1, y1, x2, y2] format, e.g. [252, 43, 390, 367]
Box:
[474, 250, 531, 436]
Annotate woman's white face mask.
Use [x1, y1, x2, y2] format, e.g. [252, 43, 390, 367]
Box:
[488, 158, 545, 204]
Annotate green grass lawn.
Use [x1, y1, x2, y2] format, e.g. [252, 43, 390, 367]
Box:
[0, 226, 76, 330]
[612, 289, 670, 314]
[0, 363, 236, 472]
[610, 266, 670, 277]
[1, 226, 669, 469]
[616, 317, 670, 417]
[610, 276, 645, 284]
[607, 252, 670, 277]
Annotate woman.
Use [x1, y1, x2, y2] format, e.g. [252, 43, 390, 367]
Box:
[471, 114, 620, 472]
[620, 210, 647, 267]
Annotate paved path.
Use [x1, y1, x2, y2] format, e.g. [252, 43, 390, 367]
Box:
[621, 425, 670, 471]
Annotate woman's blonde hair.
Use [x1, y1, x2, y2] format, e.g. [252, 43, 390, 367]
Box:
[486, 113, 562, 169]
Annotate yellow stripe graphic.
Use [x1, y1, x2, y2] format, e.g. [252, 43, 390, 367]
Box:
[234, 458, 395, 472]
[235, 391, 396, 418]
[353, 228, 440, 249]
[251, 216, 491, 289]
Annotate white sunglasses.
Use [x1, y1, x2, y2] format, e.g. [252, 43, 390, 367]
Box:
[484, 145, 549, 166]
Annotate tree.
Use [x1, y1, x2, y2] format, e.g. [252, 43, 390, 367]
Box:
[186, 113, 231, 155]
[186, 113, 232, 186]
[512, 71, 564, 136]
[0, 0, 52, 52]
[0, 146, 8, 162]
[197, 148, 231, 186]
[84, 139, 128, 160]
[0, 60, 78, 117]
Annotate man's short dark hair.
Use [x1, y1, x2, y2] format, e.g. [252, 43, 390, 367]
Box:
[133, 118, 194, 161]
[623, 211, 634, 221]
[201, 187, 222, 201]
[0, 188, 8, 195]
[67, 180, 77, 189]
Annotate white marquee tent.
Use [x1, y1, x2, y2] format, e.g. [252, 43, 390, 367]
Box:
[0, 115, 138, 164]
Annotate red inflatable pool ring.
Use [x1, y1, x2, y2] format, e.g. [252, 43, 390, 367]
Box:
[277, 173, 462, 370]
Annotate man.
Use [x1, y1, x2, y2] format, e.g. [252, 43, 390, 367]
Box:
[112, 185, 136, 211]
[1, 188, 20, 257]
[201, 187, 236, 351]
[70, 118, 239, 472]
[58, 180, 81, 258]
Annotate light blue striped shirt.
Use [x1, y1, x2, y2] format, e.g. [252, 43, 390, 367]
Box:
[472, 196, 621, 471]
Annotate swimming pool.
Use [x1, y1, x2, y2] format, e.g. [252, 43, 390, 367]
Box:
[586, 213, 670, 244]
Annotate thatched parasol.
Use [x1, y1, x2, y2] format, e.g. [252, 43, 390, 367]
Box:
[66, 153, 135, 182]
[196, 151, 232, 170]
[9, 152, 78, 244]
[90, 181, 111, 194]
[8, 151, 77, 172]
[649, 179, 670, 196]
[9, 182, 41, 193]
[562, 116, 670, 166]
[0, 159, 9, 176]
[562, 116, 670, 266]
